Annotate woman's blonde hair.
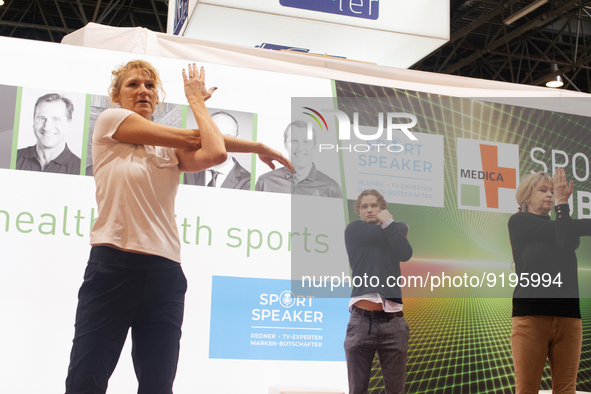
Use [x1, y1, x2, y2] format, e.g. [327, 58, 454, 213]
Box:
[108, 60, 165, 106]
[515, 171, 553, 213]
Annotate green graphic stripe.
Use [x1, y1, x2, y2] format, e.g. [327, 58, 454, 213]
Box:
[79, 94, 91, 176]
[10, 86, 22, 170]
[181, 104, 187, 129]
[179, 105, 188, 185]
[332, 79, 349, 224]
[251, 113, 258, 191]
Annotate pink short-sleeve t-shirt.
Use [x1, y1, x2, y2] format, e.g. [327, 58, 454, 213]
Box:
[90, 108, 182, 263]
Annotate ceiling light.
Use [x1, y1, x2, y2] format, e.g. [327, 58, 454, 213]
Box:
[546, 75, 564, 88]
[546, 64, 564, 88]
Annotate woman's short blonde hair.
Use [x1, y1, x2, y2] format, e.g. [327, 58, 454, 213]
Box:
[108, 60, 165, 105]
[515, 171, 553, 213]
[354, 189, 388, 216]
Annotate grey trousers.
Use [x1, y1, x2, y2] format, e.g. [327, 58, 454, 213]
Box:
[344, 312, 409, 394]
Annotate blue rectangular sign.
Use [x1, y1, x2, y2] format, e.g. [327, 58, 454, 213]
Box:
[256, 43, 310, 53]
[209, 276, 350, 361]
[173, 0, 189, 35]
[280, 0, 379, 20]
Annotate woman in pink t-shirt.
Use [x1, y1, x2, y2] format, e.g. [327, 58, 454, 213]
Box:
[65, 60, 290, 394]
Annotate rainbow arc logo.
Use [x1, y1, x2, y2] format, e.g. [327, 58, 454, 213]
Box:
[302, 107, 328, 131]
[299, 106, 418, 142]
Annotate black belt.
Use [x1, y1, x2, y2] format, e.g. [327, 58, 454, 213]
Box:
[352, 305, 403, 318]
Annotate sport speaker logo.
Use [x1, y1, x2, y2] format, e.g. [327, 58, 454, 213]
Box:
[457, 138, 519, 213]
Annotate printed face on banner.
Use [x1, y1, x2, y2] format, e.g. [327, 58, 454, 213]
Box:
[456, 138, 519, 213]
[254, 114, 343, 199]
[210, 111, 240, 166]
[184, 108, 254, 189]
[33, 100, 72, 150]
[286, 123, 315, 172]
[16, 87, 86, 174]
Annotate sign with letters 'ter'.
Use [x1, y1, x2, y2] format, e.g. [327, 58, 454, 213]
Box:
[280, 0, 379, 20]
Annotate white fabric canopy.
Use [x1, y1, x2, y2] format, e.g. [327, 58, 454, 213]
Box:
[62, 23, 591, 105]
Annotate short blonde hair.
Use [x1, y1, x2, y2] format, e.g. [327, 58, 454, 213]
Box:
[515, 171, 553, 213]
[354, 189, 388, 216]
[108, 60, 165, 106]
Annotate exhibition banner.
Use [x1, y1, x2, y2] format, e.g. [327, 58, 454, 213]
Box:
[0, 36, 590, 394]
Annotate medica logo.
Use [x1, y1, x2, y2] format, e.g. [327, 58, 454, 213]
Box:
[457, 138, 519, 213]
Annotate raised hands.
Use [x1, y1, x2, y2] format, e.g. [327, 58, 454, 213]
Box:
[182, 63, 217, 103]
[554, 168, 573, 205]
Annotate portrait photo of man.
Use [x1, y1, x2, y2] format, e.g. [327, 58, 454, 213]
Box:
[16, 91, 83, 174]
[255, 120, 342, 197]
[184, 110, 252, 190]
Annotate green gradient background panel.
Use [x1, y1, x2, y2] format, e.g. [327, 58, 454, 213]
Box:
[337, 81, 591, 393]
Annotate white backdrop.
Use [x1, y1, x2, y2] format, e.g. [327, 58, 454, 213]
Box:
[2, 29, 591, 394]
[0, 36, 348, 394]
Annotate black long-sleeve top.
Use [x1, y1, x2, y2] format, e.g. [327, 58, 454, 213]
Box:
[344, 220, 413, 303]
[508, 203, 591, 318]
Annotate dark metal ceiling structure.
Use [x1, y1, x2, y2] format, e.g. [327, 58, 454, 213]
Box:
[2, 1, 591, 93]
[0, 0, 168, 42]
[413, 0, 591, 93]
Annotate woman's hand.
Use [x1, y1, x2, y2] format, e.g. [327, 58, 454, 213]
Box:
[182, 63, 217, 102]
[257, 144, 294, 173]
[554, 167, 573, 205]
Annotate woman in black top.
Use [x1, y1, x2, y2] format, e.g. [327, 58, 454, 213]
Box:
[508, 168, 591, 394]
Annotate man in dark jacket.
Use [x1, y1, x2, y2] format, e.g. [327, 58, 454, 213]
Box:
[344, 189, 413, 394]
